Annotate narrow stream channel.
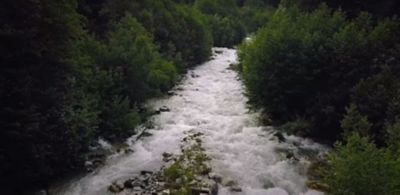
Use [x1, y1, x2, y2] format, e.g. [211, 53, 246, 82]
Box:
[54, 48, 326, 195]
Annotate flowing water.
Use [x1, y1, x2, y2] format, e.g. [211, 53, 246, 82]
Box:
[54, 48, 327, 195]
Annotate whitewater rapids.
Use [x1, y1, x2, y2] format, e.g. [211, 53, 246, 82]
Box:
[54, 48, 326, 195]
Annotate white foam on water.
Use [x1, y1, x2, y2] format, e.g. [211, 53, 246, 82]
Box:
[54, 48, 326, 195]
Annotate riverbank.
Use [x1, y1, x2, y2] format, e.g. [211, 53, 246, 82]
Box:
[52, 48, 327, 195]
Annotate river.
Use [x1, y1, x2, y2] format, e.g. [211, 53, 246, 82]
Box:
[53, 48, 326, 195]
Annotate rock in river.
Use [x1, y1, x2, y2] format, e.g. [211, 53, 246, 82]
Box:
[108, 183, 123, 193]
[159, 106, 170, 112]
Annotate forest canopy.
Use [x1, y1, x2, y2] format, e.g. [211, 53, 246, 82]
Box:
[0, 0, 274, 193]
[1, 0, 400, 194]
[238, 1, 400, 194]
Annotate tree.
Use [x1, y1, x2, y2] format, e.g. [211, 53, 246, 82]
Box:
[324, 133, 400, 195]
[0, 0, 84, 191]
[341, 104, 372, 137]
[238, 4, 400, 141]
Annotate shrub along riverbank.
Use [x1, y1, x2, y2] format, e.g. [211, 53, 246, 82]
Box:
[238, 2, 400, 194]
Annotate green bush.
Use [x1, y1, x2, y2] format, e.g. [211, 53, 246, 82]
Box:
[239, 5, 274, 33]
[101, 0, 212, 68]
[350, 70, 400, 143]
[324, 133, 400, 195]
[340, 104, 372, 137]
[0, 0, 85, 191]
[106, 14, 177, 101]
[0, 0, 231, 192]
[386, 122, 400, 153]
[195, 0, 239, 16]
[174, 5, 213, 66]
[238, 4, 400, 141]
[99, 96, 141, 140]
[208, 15, 246, 47]
[280, 118, 311, 136]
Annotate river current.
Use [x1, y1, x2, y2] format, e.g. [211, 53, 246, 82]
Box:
[54, 48, 326, 195]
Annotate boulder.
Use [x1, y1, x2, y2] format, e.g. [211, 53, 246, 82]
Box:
[195, 138, 202, 143]
[208, 173, 222, 183]
[162, 152, 174, 162]
[108, 183, 123, 193]
[230, 186, 242, 192]
[124, 148, 134, 154]
[191, 187, 210, 195]
[274, 132, 286, 142]
[286, 152, 295, 159]
[190, 181, 218, 195]
[84, 160, 93, 168]
[138, 104, 147, 114]
[159, 106, 170, 112]
[306, 180, 329, 192]
[124, 179, 134, 188]
[223, 180, 237, 187]
[92, 158, 103, 167]
[262, 180, 274, 189]
[191, 73, 200, 78]
[132, 185, 143, 191]
[140, 131, 153, 137]
[202, 179, 218, 195]
[141, 170, 154, 175]
[161, 189, 170, 195]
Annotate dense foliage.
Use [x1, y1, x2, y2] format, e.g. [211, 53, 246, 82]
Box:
[238, 2, 400, 194]
[294, 0, 400, 17]
[324, 133, 400, 195]
[239, 4, 400, 142]
[80, 0, 213, 69]
[7, 0, 400, 193]
[0, 0, 84, 191]
[0, 0, 227, 192]
[194, 0, 274, 47]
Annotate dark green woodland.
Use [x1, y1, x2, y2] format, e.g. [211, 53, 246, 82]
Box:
[1, 0, 400, 194]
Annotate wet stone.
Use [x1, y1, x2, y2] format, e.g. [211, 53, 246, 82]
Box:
[108, 183, 123, 193]
[223, 180, 237, 187]
[159, 106, 170, 112]
[274, 132, 286, 142]
[162, 152, 174, 162]
[208, 173, 222, 183]
[141, 170, 153, 175]
[124, 179, 134, 188]
[140, 131, 153, 137]
[161, 189, 170, 195]
[230, 186, 242, 192]
[263, 180, 275, 189]
[124, 148, 134, 154]
[191, 73, 200, 78]
[199, 165, 212, 175]
[133, 185, 143, 191]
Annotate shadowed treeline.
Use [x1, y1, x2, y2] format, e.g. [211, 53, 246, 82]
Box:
[238, 1, 400, 194]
